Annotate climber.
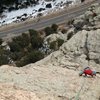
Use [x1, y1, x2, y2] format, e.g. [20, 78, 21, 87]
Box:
[79, 67, 96, 77]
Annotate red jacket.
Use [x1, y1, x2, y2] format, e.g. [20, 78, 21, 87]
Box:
[84, 69, 93, 75]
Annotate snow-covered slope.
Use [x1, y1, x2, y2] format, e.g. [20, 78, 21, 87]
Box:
[0, 0, 78, 26]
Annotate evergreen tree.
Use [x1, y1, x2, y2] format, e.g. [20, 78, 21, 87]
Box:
[45, 27, 54, 36]
[51, 24, 58, 33]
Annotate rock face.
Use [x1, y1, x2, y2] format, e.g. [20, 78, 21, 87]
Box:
[60, 29, 100, 70]
[0, 64, 100, 100]
[73, 3, 100, 31]
[0, 82, 40, 100]
[0, 3, 100, 100]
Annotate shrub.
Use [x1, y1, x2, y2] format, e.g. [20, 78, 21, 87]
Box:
[46, 3, 52, 8]
[2, 0, 15, 6]
[27, 50, 44, 63]
[9, 33, 30, 52]
[24, 1, 30, 6]
[26, 45, 33, 52]
[31, 36, 43, 49]
[57, 38, 64, 47]
[29, 29, 38, 37]
[38, 8, 45, 12]
[10, 52, 24, 61]
[0, 9, 3, 14]
[61, 29, 67, 34]
[67, 32, 74, 40]
[44, 27, 54, 36]
[16, 59, 28, 67]
[0, 54, 9, 66]
[21, 33, 30, 47]
[8, 7, 15, 12]
[50, 39, 64, 50]
[8, 42, 21, 52]
[12, 36, 24, 48]
[50, 41, 57, 50]
[51, 24, 58, 33]
[0, 38, 3, 45]
[16, 50, 44, 67]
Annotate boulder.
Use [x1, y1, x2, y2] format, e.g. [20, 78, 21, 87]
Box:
[44, 32, 66, 43]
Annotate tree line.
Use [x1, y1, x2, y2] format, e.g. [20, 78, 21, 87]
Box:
[0, 24, 65, 67]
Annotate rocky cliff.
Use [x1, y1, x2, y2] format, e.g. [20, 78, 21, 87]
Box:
[0, 3, 100, 100]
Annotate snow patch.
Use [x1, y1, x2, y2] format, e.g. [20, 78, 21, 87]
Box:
[0, 0, 78, 26]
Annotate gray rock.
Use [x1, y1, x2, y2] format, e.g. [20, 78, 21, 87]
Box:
[60, 29, 100, 70]
[73, 18, 85, 29]
[84, 10, 93, 20]
[44, 32, 66, 43]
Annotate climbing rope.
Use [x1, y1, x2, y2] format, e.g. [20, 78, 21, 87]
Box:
[70, 78, 86, 100]
[75, 78, 86, 100]
[75, 70, 100, 100]
[70, 69, 99, 100]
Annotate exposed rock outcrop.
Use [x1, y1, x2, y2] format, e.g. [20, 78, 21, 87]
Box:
[44, 32, 66, 43]
[73, 3, 100, 31]
[0, 64, 100, 100]
[0, 82, 40, 100]
[61, 29, 100, 70]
